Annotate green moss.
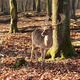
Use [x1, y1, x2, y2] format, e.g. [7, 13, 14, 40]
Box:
[47, 47, 60, 60]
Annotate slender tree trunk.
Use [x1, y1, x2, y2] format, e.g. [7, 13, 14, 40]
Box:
[70, 0, 76, 19]
[1, 0, 4, 12]
[4, 0, 9, 14]
[69, 0, 77, 19]
[9, 0, 18, 33]
[36, 0, 41, 13]
[33, 0, 36, 11]
[46, 0, 52, 20]
[47, 0, 59, 60]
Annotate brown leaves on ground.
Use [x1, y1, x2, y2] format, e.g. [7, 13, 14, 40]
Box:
[0, 59, 80, 80]
[0, 13, 80, 80]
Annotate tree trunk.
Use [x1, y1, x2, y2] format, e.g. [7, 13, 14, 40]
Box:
[36, 0, 41, 13]
[9, 0, 18, 33]
[61, 0, 76, 57]
[46, 0, 52, 20]
[1, 0, 4, 12]
[47, 0, 60, 60]
[33, 0, 36, 11]
[72, 0, 76, 18]
[69, 0, 79, 19]
[47, 0, 76, 60]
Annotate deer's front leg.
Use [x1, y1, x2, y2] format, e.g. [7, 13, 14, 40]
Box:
[31, 44, 35, 61]
[41, 48, 46, 67]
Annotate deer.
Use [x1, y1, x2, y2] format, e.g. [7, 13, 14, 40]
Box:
[30, 25, 53, 66]
[30, 14, 65, 66]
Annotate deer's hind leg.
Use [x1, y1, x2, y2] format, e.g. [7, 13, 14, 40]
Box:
[31, 44, 38, 62]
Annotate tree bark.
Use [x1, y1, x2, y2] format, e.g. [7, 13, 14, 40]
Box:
[69, 0, 79, 19]
[47, 0, 59, 60]
[61, 0, 76, 57]
[47, 0, 76, 60]
[1, 0, 4, 12]
[33, 0, 36, 11]
[9, 0, 18, 33]
[46, 0, 52, 20]
[36, 0, 41, 13]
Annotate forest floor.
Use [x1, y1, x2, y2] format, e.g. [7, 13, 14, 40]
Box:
[0, 12, 80, 80]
